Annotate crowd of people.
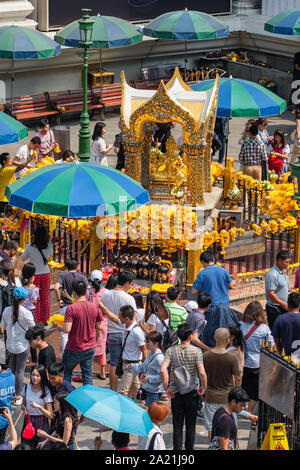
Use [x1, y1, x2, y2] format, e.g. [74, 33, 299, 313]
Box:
[0, 228, 299, 451]
[211, 114, 297, 181]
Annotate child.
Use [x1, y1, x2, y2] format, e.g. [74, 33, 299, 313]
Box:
[21, 263, 39, 363]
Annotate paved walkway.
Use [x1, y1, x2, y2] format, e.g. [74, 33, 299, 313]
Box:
[4, 107, 297, 171]
[11, 370, 253, 451]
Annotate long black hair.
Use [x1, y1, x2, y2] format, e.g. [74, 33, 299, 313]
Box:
[54, 390, 78, 428]
[144, 290, 169, 323]
[92, 122, 106, 141]
[91, 278, 101, 293]
[21, 262, 36, 287]
[32, 225, 49, 251]
[0, 153, 10, 168]
[105, 274, 117, 290]
[228, 324, 244, 353]
[30, 364, 49, 399]
[12, 296, 22, 325]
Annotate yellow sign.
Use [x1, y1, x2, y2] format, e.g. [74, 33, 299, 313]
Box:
[260, 424, 289, 450]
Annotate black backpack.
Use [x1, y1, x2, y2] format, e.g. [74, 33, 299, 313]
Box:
[161, 309, 179, 351]
[0, 281, 14, 320]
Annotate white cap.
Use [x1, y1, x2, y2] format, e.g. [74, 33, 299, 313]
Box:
[185, 301, 198, 312]
[91, 270, 103, 282]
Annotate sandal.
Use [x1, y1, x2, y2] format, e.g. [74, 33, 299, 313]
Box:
[96, 374, 106, 380]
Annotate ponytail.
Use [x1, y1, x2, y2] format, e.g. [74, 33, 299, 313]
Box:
[12, 297, 20, 325]
[91, 279, 101, 293]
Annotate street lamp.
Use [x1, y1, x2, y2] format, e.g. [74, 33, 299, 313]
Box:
[78, 9, 94, 162]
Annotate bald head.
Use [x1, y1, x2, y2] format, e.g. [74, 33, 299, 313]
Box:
[214, 328, 230, 346]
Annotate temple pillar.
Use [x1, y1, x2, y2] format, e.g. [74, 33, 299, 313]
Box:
[0, 1, 36, 27]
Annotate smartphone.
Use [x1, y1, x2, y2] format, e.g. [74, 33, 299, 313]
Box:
[0, 407, 6, 415]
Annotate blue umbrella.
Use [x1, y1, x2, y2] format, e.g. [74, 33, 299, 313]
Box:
[0, 111, 27, 145]
[264, 9, 300, 35]
[65, 385, 153, 436]
[190, 77, 286, 118]
[5, 162, 150, 218]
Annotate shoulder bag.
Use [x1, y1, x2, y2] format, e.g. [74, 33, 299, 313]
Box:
[115, 325, 139, 378]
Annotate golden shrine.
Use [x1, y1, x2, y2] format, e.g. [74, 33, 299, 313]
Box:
[120, 67, 219, 205]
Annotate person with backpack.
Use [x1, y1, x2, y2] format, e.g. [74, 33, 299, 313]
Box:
[160, 323, 207, 450]
[0, 260, 17, 320]
[165, 286, 188, 331]
[127, 331, 164, 407]
[97, 302, 147, 399]
[21, 262, 39, 364]
[0, 287, 35, 405]
[140, 291, 171, 349]
[137, 402, 170, 450]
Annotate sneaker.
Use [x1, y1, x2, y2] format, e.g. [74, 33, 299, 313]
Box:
[14, 397, 23, 406]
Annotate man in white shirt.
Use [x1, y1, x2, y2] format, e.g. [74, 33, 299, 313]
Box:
[100, 270, 137, 391]
[98, 302, 147, 399]
[13, 136, 41, 179]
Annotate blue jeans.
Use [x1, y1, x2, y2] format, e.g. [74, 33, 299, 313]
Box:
[62, 347, 96, 385]
[144, 391, 163, 408]
[107, 332, 123, 367]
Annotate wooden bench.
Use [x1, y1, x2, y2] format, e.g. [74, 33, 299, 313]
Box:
[6, 92, 60, 123]
[89, 83, 122, 118]
[47, 88, 105, 121]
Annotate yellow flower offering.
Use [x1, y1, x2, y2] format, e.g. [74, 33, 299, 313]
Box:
[47, 313, 65, 326]
[151, 283, 173, 293]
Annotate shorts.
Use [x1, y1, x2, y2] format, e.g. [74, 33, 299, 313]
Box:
[203, 403, 224, 431]
[107, 332, 124, 367]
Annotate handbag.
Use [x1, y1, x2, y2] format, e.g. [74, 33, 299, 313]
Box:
[22, 387, 36, 440]
[22, 412, 36, 440]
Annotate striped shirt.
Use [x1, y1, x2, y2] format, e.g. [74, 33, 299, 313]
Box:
[239, 137, 267, 166]
[163, 344, 203, 393]
[165, 302, 188, 331]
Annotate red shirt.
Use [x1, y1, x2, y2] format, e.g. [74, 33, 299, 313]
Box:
[64, 300, 103, 352]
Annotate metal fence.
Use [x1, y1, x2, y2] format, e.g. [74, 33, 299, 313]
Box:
[29, 218, 91, 275]
[257, 348, 300, 450]
[222, 229, 295, 275]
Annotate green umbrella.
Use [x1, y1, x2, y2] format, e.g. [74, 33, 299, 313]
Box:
[191, 77, 286, 117]
[0, 25, 61, 114]
[5, 162, 150, 217]
[142, 9, 228, 69]
[54, 14, 143, 49]
[0, 111, 27, 145]
[55, 13, 143, 101]
[264, 9, 300, 35]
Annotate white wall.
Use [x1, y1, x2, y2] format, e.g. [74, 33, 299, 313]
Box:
[262, 0, 300, 16]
